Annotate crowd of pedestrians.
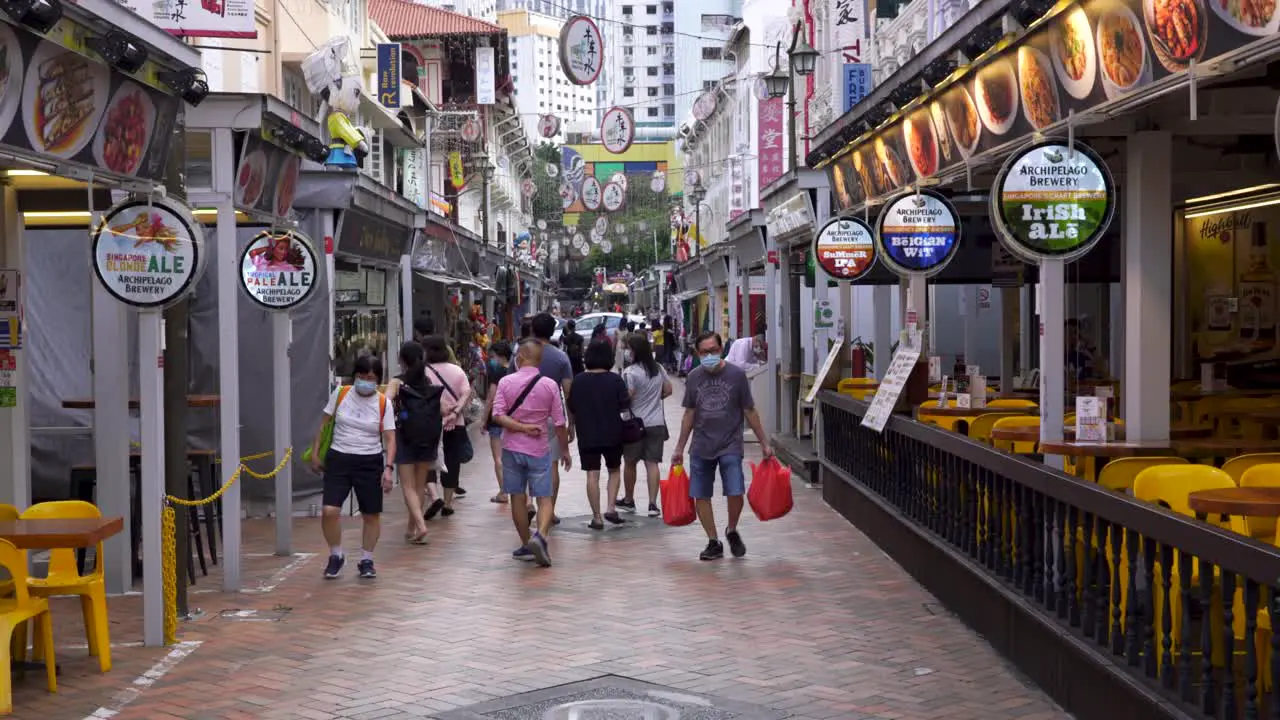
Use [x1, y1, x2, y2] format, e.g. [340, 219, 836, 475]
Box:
[309, 311, 773, 576]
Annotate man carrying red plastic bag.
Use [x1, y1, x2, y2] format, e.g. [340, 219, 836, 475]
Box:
[671, 331, 774, 561]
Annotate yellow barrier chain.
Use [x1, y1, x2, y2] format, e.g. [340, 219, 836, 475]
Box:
[160, 448, 293, 645]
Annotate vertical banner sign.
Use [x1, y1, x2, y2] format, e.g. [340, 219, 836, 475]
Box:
[833, 0, 868, 58]
[757, 97, 785, 189]
[843, 64, 872, 112]
[475, 46, 496, 105]
[448, 151, 466, 189]
[376, 43, 401, 109]
[402, 148, 427, 210]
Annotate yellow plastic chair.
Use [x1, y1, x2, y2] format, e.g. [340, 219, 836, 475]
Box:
[837, 378, 878, 401]
[967, 413, 1012, 445]
[0, 539, 56, 714]
[19, 501, 111, 672]
[1096, 457, 1188, 493]
[1213, 398, 1280, 440]
[0, 505, 17, 600]
[1237, 464, 1280, 540]
[1221, 453, 1280, 484]
[991, 416, 1040, 454]
[985, 398, 1038, 409]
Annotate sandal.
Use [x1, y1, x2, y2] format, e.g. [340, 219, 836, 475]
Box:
[409, 530, 429, 545]
[490, 494, 509, 504]
[587, 519, 605, 531]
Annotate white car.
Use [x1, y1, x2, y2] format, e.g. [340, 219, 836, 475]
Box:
[555, 312, 650, 343]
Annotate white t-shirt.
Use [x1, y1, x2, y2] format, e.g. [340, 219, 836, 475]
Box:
[323, 387, 395, 456]
[623, 363, 668, 428]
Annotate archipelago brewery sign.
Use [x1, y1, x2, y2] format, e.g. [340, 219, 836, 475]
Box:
[813, 216, 877, 281]
[992, 140, 1115, 263]
[875, 190, 961, 277]
[91, 198, 204, 309]
[240, 229, 319, 310]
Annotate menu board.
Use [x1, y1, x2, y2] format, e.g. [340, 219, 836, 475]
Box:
[0, 24, 181, 182]
[234, 133, 301, 219]
[861, 331, 924, 433]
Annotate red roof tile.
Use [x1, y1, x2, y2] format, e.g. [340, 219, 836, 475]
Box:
[370, 0, 505, 39]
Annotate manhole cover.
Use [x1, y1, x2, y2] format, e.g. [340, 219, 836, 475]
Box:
[216, 606, 291, 622]
[436, 676, 787, 720]
[554, 515, 667, 538]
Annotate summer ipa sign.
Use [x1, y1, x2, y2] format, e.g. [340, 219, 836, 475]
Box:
[993, 140, 1115, 262]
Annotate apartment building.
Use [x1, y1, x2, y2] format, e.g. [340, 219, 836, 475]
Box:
[497, 9, 599, 141]
[673, 0, 740, 124]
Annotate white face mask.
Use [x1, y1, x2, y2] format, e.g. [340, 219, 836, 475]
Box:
[624, 349, 634, 363]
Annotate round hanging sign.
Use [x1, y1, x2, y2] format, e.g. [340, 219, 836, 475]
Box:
[610, 171, 628, 191]
[240, 229, 319, 310]
[991, 139, 1116, 263]
[813, 216, 877, 282]
[684, 169, 700, 188]
[600, 239, 613, 254]
[600, 107, 634, 154]
[559, 181, 576, 209]
[602, 181, 625, 212]
[650, 170, 666, 193]
[545, 162, 559, 178]
[539, 114, 561, 138]
[537, 219, 548, 230]
[521, 178, 537, 198]
[559, 15, 604, 85]
[581, 176, 603, 210]
[593, 215, 609, 236]
[460, 118, 482, 143]
[572, 231, 586, 247]
[874, 189, 962, 277]
[91, 198, 204, 309]
[692, 91, 718, 121]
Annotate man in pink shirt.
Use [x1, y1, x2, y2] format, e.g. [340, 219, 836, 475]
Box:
[491, 339, 571, 567]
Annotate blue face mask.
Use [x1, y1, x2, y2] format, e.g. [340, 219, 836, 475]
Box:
[700, 355, 721, 370]
[354, 379, 378, 396]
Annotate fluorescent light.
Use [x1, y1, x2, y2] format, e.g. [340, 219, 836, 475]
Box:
[1184, 195, 1280, 219]
[191, 209, 216, 216]
[1184, 184, 1280, 205]
[23, 211, 91, 219]
[5, 169, 48, 177]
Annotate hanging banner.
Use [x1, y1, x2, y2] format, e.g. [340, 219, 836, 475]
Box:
[475, 46, 496, 105]
[991, 139, 1115, 263]
[559, 15, 604, 85]
[119, 0, 256, 38]
[602, 181, 625, 212]
[757, 96, 785, 189]
[376, 43, 401, 108]
[92, 198, 205, 309]
[600, 107, 634, 154]
[875, 190, 961, 277]
[581, 176, 603, 210]
[448, 151, 465, 189]
[240, 229, 319, 310]
[402, 148, 427, 210]
[813, 216, 877, 281]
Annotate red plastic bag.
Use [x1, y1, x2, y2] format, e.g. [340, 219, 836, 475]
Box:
[661, 464, 696, 526]
[748, 457, 793, 521]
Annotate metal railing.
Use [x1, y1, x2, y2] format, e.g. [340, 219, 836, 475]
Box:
[818, 391, 1280, 720]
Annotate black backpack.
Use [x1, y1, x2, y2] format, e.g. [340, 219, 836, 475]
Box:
[394, 377, 444, 456]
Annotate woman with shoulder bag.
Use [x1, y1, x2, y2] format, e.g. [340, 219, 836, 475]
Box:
[619, 333, 673, 517]
[566, 338, 631, 529]
[422, 336, 473, 518]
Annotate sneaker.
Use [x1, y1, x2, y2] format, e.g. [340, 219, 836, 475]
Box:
[455, 487, 468, 497]
[527, 532, 552, 567]
[424, 498, 445, 521]
[699, 539, 725, 561]
[441, 506, 455, 517]
[604, 511, 625, 525]
[726, 529, 747, 558]
[616, 498, 637, 512]
[357, 559, 376, 579]
[512, 547, 535, 561]
[323, 554, 345, 579]
[647, 503, 660, 518]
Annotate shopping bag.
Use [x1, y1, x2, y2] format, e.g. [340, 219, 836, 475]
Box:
[660, 464, 696, 526]
[747, 457, 793, 521]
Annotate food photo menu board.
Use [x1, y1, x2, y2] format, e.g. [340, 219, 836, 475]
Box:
[0, 21, 180, 181]
[829, 0, 1266, 208]
[233, 133, 302, 219]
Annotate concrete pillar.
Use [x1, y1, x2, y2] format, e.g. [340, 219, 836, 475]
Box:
[873, 284, 893, 378]
[215, 127, 242, 593]
[839, 281, 852, 344]
[727, 254, 739, 339]
[1000, 287, 1018, 394]
[1123, 132, 1172, 441]
[272, 313, 292, 555]
[740, 259, 752, 337]
[777, 246, 793, 435]
[906, 275, 928, 352]
[766, 240, 781, 435]
[138, 312, 164, 646]
[1040, 259, 1067, 469]
[0, 188, 31, 511]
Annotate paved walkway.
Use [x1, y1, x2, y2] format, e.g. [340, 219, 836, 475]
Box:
[13, 383, 1069, 720]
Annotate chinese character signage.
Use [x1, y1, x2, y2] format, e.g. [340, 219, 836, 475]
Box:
[402, 148, 427, 210]
[559, 15, 603, 85]
[376, 43, 401, 108]
[843, 64, 872, 112]
[757, 96, 785, 190]
[833, 0, 867, 61]
[119, 0, 256, 37]
[475, 46, 496, 105]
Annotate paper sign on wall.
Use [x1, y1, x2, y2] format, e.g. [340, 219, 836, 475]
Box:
[861, 334, 923, 433]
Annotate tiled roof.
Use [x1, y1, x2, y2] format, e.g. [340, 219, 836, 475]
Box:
[370, 0, 505, 39]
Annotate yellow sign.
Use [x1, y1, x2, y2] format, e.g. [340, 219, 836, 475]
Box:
[448, 152, 466, 189]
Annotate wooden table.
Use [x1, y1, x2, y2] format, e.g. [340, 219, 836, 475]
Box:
[1039, 438, 1280, 458]
[991, 424, 1213, 443]
[1187, 487, 1280, 517]
[62, 395, 220, 410]
[1170, 388, 1279, 402]
[0, 517, 123, 549]
[916, 407, 1036, 419]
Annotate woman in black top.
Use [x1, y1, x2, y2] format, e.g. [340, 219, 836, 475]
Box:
[562, 319, 585, 376]
[566, 338, 630, 529]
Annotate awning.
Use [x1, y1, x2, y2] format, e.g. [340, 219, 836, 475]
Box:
[604, 283, 629, 295]
[417, 271, 494, 293]
[360, 94, 421, 149]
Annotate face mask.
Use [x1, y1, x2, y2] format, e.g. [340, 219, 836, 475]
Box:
[354, 379, 378, 396]
[624, 350, 634, 363]
[700, 355, 721, 370]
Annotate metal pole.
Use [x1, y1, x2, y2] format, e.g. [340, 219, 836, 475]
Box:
[273, 312, 292, 555]
[163, 124, 190, 619]
[214, 128, 242, 593]
[139, 312, 164, 647]
[787, 65, 798, 172]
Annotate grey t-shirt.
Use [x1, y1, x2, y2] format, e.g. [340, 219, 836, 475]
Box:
[623, 363, 668, 428]
[536, 342, 574, 386]
[682, 362, 754, 459]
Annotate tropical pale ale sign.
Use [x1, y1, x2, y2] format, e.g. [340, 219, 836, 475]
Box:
[992, 140, 1115, 263]
[240, 229, 319, 310]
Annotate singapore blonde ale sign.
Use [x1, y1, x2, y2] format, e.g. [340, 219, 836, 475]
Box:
[992, 140, 1115, 263]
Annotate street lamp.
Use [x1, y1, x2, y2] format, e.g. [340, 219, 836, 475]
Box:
[473, 150, 494, 246]
[689, 181, 706, 255]
[765, 21, 819, 172]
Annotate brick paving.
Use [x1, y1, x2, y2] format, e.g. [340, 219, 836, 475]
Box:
[10, 384, 1070, 720]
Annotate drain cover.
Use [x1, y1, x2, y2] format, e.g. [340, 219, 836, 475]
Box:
[436, 676, 787, 720]
[554, 515, 667, 538]
[217, 607, 291, 622]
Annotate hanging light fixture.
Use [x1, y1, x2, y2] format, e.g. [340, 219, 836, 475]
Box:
[763, 43, 791, 100]
[789, 32, 819, 77]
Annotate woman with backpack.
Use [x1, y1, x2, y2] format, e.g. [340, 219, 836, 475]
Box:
[561, 320, 585, 376]
[385, 342, 444, 546]
[422, 336, 473, 519]
[566, 338, 630, 529]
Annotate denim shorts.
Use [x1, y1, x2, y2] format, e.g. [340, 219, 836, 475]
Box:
[501, 449, 554, 498]
[688, 454, 745, 499]
[486, 423, 503, 439]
